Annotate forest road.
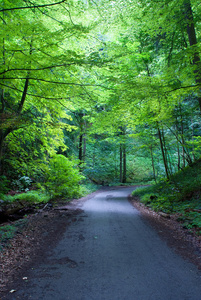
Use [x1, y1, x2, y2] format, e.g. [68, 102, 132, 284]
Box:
[5, 187, 201, 300]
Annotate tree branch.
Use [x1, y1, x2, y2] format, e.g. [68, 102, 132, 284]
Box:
[0, 0, 67, 12]
[1, 78, 115, 90]
[166, 84, 200, 93]
[0, 63, 76, 75]
[0, 83, 108, 105]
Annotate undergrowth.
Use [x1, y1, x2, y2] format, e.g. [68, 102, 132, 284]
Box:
[1, 190, 51, 205]
[0, 182, 99, 251]
[132, 159, 201, 233]
[80, 182, 101, 196]
[0, 219, 28, 251]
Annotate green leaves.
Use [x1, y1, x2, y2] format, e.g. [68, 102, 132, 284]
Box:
[44, 154, 84, 198]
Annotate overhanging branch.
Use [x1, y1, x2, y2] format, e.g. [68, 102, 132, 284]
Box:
[0, 0, 67, 12]
[1, 78, 115, 90]
[166, 84, 200, 93]
[0, 63, 76, 75]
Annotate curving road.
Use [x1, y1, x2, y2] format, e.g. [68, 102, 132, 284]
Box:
[6, 187, 201, 300]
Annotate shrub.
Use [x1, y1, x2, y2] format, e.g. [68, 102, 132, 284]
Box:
[0, 175, 9, 193]
[44, 155, 84, 199]
[1, 190, 50, 205]
[13, 190, 50, 204]
[12, 176, 32, 192]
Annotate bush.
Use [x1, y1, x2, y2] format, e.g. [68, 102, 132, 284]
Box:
[0, 175, 9, 193]
[13, 190, 50, 204]
[44, 155, 84, 199]
[12, 176, 32, 192]
[1, 190, 50, 205]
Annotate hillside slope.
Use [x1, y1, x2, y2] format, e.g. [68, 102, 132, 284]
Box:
[132, 159, 201, 233]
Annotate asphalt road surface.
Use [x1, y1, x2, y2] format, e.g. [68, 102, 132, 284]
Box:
[5, 187, 201, 300]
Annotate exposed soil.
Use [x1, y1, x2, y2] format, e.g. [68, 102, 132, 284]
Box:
[0, 191, 97, 295]
[1, 187, 201, 297]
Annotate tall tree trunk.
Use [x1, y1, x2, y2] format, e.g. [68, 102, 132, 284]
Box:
[0, 77, 29, 174]
[18, 77, 29, 114]
[122, 143, 126, 183]
[114, 147, 117, 180]
[175, 116, 181, 170]
[179, 104, 193, 165]
[177, 140, 181, 171]
[0, 131, 5, 174]
[83, 134, 86, 162]
[78, 133, 83, 162]
[157, 125, 170, 180]
[77, 111, 85, 168]
[120, 144, 123, 183]
[0, 38, 32, 173]
[180, 120, 186, 168]
[183, 0, 201, 111]
[119, 126, 127, 183]
[0, 128, 12, 174]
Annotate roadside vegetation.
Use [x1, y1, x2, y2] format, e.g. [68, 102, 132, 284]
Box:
[132, 159, 201, 234]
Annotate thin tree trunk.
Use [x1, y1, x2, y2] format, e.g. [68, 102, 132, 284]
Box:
[120, 144, 123, 183]
[0, 35, 32, 174]
[122, 143, 126, 183]
[114, 147, 117, 180]
[179, 104, 192, 165]
[83, 135, 86, 161]
[78, 134, 83, 162]
[183, 0, 201, 111]
[175, 117, 181, 170]
[157, 125, 170, 180]
[119, 126, 127, 183]
[18, 77, 29, 114]
[177, 141, 181, 170]
[0, 132, 4, 174]
[77, 111, 85, 168]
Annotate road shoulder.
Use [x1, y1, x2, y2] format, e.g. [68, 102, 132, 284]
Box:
[129, 195, 201, 270]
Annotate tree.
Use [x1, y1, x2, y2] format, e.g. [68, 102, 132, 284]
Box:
[0, 0, 105, 174]
[1, 0, 201, 188]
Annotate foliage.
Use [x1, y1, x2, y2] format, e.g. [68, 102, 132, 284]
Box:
[1, 0, 201, 206]
[132, 159, 201, 230]
[12, 176, 32, 192]
[0, 175, 10, 193]
[79, 180, 101, 196]
[1, 190, 51, 205]
[13, 190, 50, 204]
[44, 154, 84, 199]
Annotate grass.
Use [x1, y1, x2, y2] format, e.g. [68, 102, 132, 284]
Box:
[132, 159, 201, 233]
[1, 190, 51, 205]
